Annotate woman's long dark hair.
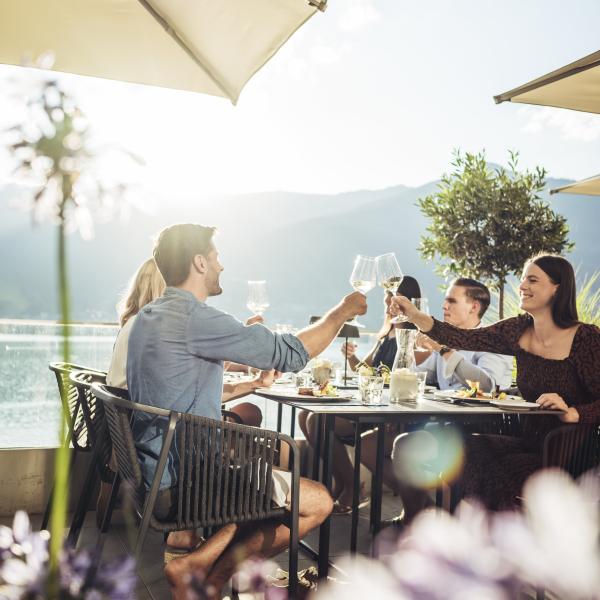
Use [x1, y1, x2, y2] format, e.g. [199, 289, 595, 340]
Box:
[378, 275, 422, 338]
[528, 254, 578, 328]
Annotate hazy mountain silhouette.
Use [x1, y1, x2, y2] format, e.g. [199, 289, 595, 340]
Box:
[0, 176, 598, 330]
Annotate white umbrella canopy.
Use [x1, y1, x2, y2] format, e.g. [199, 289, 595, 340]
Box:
[494, 49, 600, 114]
[0, 0, 326, 104]
[551, 174, 600, 197]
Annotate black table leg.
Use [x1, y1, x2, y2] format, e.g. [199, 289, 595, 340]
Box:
[350, 421, 362, 554]
[312, 413, 322, 481]
[318, 414, 334, 580]
[288, 406, 297, 470]
[371, 424, 385, 540]
[276, 402, 283, 433]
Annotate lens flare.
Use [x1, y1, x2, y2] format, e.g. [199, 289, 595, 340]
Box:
[392, 425, 464, 489]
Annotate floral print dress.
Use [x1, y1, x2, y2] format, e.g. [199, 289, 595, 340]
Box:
[427, 314, 600, 510]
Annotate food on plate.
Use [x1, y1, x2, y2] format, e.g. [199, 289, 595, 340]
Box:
[298, 382, 338, 397]
[311, 359, 333, 386]
[357, 363, 391, 384]
[454, 381, 508, 400]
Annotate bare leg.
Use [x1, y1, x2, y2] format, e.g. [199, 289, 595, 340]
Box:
[360, 428, 399, 494]
[165, 478, 333, 599]
[229, 402, 262, 427]
[306, 414, 364, 507]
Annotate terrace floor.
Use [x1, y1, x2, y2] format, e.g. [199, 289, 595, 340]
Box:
[4, 488, 404, 599]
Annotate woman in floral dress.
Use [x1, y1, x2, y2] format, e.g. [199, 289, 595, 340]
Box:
[392, 254, 600, 511]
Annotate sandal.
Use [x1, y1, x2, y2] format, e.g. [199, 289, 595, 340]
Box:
[163, 538, 206, 564]
[331, 496, 370, 515]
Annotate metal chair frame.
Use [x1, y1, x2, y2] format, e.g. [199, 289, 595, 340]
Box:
[92, 383, 301, 597]
[42, 362, 107, 532]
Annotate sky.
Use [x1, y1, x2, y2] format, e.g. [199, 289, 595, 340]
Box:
[1, 0, 600, 200]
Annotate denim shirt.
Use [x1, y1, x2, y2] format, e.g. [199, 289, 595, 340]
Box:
[127, 287, 309, 488]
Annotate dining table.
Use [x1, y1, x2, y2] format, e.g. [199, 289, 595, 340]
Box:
[254, 383, 559, 579]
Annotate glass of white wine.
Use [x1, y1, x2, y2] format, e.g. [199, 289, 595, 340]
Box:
[349, 255, 377, 327]
[376, 253, 405, 323]
[412, 298, 430, 350]
[247, 280, 270, 316]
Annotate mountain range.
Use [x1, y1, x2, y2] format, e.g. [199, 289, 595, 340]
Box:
[1, 175, 599, 331]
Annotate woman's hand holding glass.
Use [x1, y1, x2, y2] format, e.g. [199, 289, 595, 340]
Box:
[390, 295, 434, 331]
[341, 341, 358, 359]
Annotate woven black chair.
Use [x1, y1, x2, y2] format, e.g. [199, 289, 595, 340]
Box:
[42, 362, 107, 531]
[92, 383, 301, 596]
[542, 423, 600, 474]
[66, 370, 117, 545]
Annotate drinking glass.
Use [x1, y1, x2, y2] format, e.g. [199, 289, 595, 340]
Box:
[358, 374, 384, 406]
[348, 255, 377, 326]
[349, 255, 377, 295]
[415, 371, 428, 399]
[376, 253, 404, 295]
[247, 280, 269, 316]
[411, 298, 430, 350]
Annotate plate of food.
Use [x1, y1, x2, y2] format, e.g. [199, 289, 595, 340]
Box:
[256, 384, 354, 402]
[433, 379, 513, 403]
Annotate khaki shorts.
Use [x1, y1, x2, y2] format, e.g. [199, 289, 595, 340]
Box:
[271, 468, 293, 508]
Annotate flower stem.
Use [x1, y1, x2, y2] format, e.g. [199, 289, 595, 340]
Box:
[48, 221, 71, 596]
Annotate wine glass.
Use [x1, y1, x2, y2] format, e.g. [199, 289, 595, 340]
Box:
[377, 253, 405, 324]
[348, 255, 377, 326]
[247, 280, 269, 316]
[412, 298, 430, 350]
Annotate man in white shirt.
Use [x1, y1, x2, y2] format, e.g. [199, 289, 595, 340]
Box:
[415, 278, 513, 392]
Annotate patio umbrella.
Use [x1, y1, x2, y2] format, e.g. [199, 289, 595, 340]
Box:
[0, 0, 326, 104]
[550, 173, 600, 196]
[494, 49, 600, 114]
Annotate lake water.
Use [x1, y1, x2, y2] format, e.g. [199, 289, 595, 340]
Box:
[0, 320, 377, 448]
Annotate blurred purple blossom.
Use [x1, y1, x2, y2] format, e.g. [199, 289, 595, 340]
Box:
[0, 511, 137, 599]
[317, 468, 600, 600]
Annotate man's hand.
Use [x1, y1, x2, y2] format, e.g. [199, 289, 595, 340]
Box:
[245, 315, 264, 326]
[536, 393, 579, 423]
[256, 369, 279, 388]
[415, 333, 441, 353]
[340, 291, 367, 320]
[341, 341, 358, 359]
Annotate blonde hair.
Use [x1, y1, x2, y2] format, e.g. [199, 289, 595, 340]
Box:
[117, 259, 166, 326]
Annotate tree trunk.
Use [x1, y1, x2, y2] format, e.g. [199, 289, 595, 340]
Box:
[499, 281, 505, 320]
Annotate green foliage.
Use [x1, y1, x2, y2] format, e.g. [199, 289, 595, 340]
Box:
[418, 150, 573, 317]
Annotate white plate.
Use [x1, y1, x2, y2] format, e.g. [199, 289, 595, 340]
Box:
[255, 387, 355, 402]
[490, 398, 541, 410]
[432, 389, 492, 402]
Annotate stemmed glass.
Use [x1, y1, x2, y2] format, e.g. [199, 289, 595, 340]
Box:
[376, 253, 404, 324]
[348, 255, 377, 326]
[247, 280, 269, 316]
[411, 298, 430, 350]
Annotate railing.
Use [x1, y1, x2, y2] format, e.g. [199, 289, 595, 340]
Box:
[0, 318, 378, 448]
[0, 320, 118, 448]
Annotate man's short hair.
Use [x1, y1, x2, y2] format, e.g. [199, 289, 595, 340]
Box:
[153, 224, 216, 287]
[451, 277, 491, 319]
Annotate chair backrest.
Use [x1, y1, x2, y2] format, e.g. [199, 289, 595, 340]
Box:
[543, 424, 600, 476]
[49, 362, 106, 451]
[69, 370, 111, 476]
[91, 383, 289, 530]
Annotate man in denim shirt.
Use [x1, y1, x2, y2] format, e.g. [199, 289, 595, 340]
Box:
[127, 223, 367, 598]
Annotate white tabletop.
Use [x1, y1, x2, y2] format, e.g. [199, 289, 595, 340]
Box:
[255, 387, 557, 417]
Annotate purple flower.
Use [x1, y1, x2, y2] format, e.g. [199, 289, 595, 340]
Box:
[59, 545, 137, 600]
[0, 511, 49, 597]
